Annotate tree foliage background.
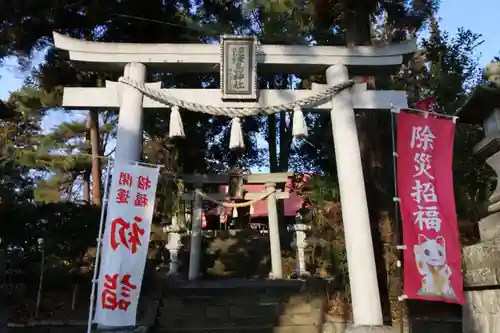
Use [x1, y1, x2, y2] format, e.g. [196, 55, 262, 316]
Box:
[0, 0, 495, 322]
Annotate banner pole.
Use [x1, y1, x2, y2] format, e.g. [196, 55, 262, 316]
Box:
[87, 159, 113, 333]
[390, 106, 405, 333]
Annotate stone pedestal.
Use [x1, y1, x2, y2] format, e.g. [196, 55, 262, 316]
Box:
[464, 288, 500, 333]
[462, 198, 500, 333]
[342, 326, 394, 333]
[463, 240, 500, 333]
[462, 149, 500, 333]
[478, 212, 500, 242]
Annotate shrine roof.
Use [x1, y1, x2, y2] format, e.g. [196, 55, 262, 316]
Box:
[53, 32, 417, 75]
[455, 84, 500, 124]
[219, 184, 305, 217]
[205, 174, 312, 218]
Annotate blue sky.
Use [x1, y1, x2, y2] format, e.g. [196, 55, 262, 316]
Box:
[0, 2, 499, 131]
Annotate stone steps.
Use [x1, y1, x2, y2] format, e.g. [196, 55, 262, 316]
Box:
[153, 279, 326, 333]
[157, 324, 322, 331]
[158, 326, 321, 333]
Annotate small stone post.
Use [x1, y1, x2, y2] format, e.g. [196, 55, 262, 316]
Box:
[188, 186, 203, 280]
[266, 182, 283, 279]
[326, 64, 384, 328]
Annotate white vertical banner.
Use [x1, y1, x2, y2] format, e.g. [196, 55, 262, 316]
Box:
[94, 163, 160, 327]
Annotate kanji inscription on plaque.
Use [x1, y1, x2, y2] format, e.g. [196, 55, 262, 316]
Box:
[220, 35, 258, 101]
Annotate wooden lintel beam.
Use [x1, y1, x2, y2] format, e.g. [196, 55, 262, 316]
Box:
[181, 174, 227, 185]
[244, 172, 293, 184]
[182, 191, 289, 201]
[180, 172, 293, 185]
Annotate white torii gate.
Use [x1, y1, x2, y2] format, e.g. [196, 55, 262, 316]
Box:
[52, 31, 416, 331]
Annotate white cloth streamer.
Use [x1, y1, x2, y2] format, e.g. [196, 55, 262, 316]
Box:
[229, 117, 245, 150]
[292, 106, 308, 138]
[168, 106, 185, 138]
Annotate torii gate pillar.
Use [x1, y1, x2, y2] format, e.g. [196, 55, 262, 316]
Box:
[115, 62, 147, 163]
[326, 64, 384, 328]
[98, 62, 146, 333]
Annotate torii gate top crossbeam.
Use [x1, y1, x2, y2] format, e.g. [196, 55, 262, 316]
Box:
[53, 32, 417, 75]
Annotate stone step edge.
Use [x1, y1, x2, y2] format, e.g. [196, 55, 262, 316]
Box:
[157, 324, 320, 332]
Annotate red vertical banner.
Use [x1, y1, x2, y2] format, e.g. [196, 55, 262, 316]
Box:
[397, 111, 464, 304]
[415, 97, 437, 113]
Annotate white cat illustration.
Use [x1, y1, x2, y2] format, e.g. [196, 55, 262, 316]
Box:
[414, 234, 457, 299]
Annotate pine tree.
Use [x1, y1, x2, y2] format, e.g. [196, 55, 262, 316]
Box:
[0, 93, 41, 251]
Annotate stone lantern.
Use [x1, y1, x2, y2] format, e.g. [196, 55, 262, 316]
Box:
[456, 61, 500, 240]
[228, 168, 245, 200]
[287, 212, 311, 277]
[163, 215, 186, 276]
[455, 61, 500, 333]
